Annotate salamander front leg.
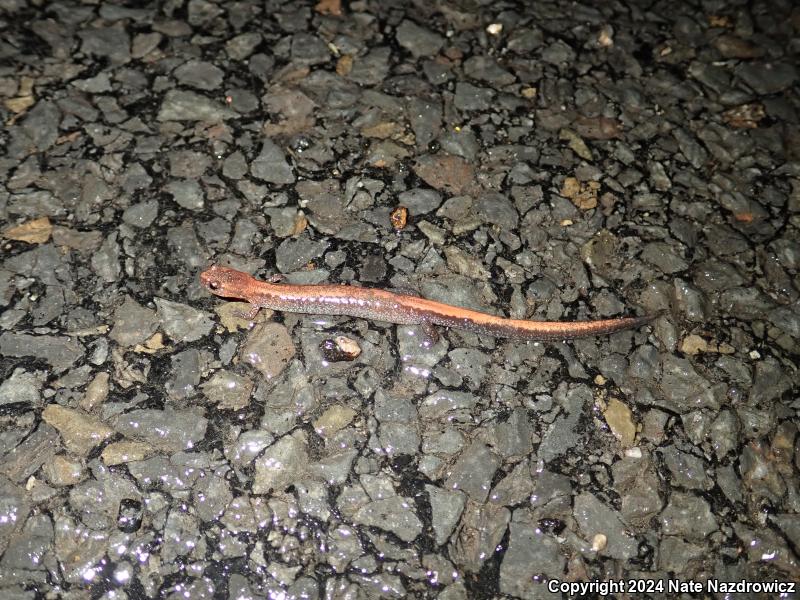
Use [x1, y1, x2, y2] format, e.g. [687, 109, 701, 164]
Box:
[235, 304, 262, 321]
[420, 321, 440, 348]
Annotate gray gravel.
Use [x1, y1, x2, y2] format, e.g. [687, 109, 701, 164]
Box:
[1, 0, 799, 598]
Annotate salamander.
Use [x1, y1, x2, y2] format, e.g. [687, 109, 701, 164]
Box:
[199, 264, 654, 341]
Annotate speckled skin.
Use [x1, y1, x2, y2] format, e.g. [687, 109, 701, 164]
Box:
[200, 264, 654, 341]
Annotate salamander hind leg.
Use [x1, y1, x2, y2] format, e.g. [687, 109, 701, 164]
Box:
[394, 320, 440, 350]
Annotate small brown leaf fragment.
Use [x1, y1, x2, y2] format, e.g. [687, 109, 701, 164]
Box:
[390, 206, 408, 230]
[291, 213, 308, 237]
[3, 217, 52, 244]
[561, 177, 599, 210]
[603, 398, 636, 447]
[5, 95, 35, 115]
[5, 76, 35, 118]
[561, 177, 580, 198]
[18, 76, 34, 96]
[681, 334, 709, 355]
[102, 440, 156, 466]
[80, 372, 110, 412]
[134, 332, 166, 354]
[734, 212, 754, 223]
[681, 334, 735, 355]
[336, 55, 353, 76]
[315, 0, 342, 16]
[722, 103, 765, 129]
[559, 128, 593, 160]
[42, 404, 115, 455]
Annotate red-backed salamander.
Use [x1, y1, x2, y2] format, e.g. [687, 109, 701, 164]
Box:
[199, 264, 655, 341]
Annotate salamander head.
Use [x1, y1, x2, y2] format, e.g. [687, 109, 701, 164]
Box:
[199, 265, 252, 299]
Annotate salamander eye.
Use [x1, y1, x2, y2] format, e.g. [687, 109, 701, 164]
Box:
[208, 281, 220, 290]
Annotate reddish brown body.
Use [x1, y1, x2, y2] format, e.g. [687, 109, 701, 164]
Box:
[199, 265, 653, 341]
